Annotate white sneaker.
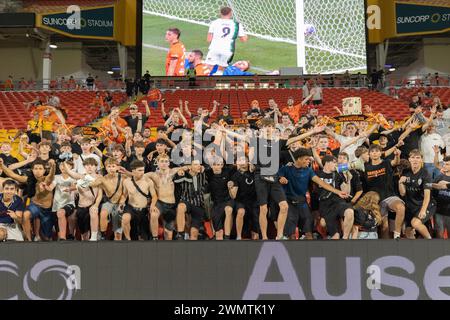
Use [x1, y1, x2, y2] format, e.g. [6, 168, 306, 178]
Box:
[33, 235, 41, 242]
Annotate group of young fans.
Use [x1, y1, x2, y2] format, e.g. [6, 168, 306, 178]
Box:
[0, 84, 449, 242]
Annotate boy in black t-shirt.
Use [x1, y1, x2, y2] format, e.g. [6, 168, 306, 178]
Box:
[399, 149, 436, 239]
[363, 144, 404, 239]
[316, 155, 353, 239]
[337, 152, 363, 205]
[206, 157, 235, 240]
[432, 156, 450, 238]
[249, 119, 289, 240]
[229, 156, 259, 240]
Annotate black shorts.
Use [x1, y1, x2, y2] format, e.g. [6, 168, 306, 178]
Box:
[255, 175, 286, 206]
[156, 200, 176, 231]
[211, 200, 234, 231]
[310, 192, 320, 211]
[181, 202, 205, 230]
[59, 204, 75, 217]
[76, 207, 91, 234]
[123, 205, 150, 240]
[319, 198, 353, 237]
[285, 200, 314, 237]
[405, 202, 436, 227]
[313, 99, 322, 106]
[235, 201, 260, 234]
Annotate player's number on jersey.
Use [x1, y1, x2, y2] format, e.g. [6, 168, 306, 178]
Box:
[222, 27, 231, 38]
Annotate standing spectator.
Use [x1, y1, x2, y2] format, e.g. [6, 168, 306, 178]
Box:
[143, 70, 151, 85]
[101, 107, 128, 144]
[343, 70, 351, 87]
[281, 97, 302, 124]
[4, 75, 13, 91]
[264, 99, 281, 120]
[302, 81, 310, 105]
[311, 82, 323, 106]
[369, 69, 379, 91]
[103, 91, 114, 113]
[420, 123, 445, 179]
[125, 78, 135, 100]
[124, 100, 151, 134]
[217, 105, 233, 125]
[357, 72, 366, 87]
[68, 76, 76, 90]
[47, 92, 60, 108]
[86, 73, 95, 91]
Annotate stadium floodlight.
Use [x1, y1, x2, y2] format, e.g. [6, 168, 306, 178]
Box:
[143, 0, 367, 74]
[49, 44, 58, 49]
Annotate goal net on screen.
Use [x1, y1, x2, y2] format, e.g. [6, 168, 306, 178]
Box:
[143, 0, 367, 74]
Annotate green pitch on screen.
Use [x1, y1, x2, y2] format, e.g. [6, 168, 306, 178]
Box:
[142, 14, 296, 75]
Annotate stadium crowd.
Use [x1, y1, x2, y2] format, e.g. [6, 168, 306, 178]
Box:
[0, 85, 449, 242]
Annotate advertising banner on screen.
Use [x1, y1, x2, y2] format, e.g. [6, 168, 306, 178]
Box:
[37, 6, 114, 40]
[396, 2, 450, 35]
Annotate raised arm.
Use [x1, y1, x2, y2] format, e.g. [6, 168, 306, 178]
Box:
[184, 101, 192, 118]
[177, 108, 189, 126]
[164, 112, 174, 127]
[89, 176, 104, 188]
[44, 160, 57, 185]
[0, 159, 28, 183]
[333, 106, 343, 116]
[286, 125, 325, 146]
[161, 100, 167, 118]
[63, 161, 84, 180]
[143, 100, 151, 117]
[312, 147, 323, 169]
[390, 148, 401, 167]
[301, 90, 315, 106]
[422, 109, 436, 132]
[8, 153, 37, 171]
[209, 100, 218, 118]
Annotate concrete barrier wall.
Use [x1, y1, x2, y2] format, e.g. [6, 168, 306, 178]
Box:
[1, 241, 450, 300]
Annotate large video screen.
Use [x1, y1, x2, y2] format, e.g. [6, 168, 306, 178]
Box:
[142, 0, 367, 76]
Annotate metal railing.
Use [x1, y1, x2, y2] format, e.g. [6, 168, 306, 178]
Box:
[1, 73, 449, 92]
[0, 78, 126, 92]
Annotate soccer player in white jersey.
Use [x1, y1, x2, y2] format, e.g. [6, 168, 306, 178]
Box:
[206, 7, 248, 67]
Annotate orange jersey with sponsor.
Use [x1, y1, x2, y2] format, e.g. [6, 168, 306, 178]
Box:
[282, 104, 302, 123]
[166, 41, 186, 76]
[195, 63, 211, 76]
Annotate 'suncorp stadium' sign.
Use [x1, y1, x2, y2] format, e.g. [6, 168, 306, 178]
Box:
[37, 6, 114, 39]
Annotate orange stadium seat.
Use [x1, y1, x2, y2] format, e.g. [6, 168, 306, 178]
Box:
[124, 88, 411, 128]
[0, 91, 126, 129]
